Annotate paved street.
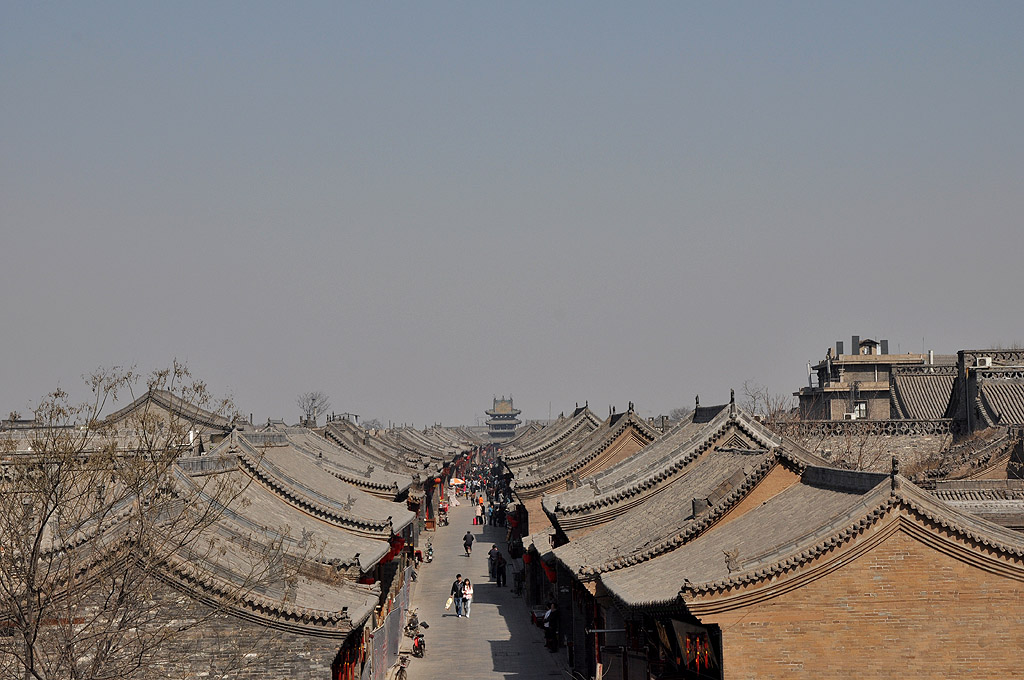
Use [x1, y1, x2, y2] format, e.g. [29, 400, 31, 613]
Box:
[403, 499, 567, 680]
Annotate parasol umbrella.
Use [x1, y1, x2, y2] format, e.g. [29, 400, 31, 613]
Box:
[449, 477, 466, 485]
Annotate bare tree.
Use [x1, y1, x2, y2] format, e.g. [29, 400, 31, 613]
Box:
[742, 380, 795, 421]
[668, 407, 693, 421]
[0, 362, 291, 680]
[296, 391, 331, 426]
[362, 417, 383, 430]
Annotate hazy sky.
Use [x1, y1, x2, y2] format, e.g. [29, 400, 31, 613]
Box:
[3, 2, 1023, 427]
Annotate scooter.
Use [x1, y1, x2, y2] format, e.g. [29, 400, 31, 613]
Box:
[425, 542, 433, 563]
[404, 610, 428, 657]
[412, 630, 426, 658]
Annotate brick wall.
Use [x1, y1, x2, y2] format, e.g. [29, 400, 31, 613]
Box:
[0, 576, 352, 679]
[703, 526, 1024, 679]
[148, 580, 349, 679]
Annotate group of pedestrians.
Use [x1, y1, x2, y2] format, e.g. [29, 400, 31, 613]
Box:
[487, 544, 507, 587]
[448, 573, 474, 618]
[445, 455, 523, 623]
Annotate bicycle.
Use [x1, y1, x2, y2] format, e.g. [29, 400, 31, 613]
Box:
[392, 654, 410, 680]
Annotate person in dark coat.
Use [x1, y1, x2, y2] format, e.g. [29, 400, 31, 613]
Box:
[488, 545, 500, 579]
[543, 602, 560, 651]
[463, 531, 474, 556]
[450, 574, 465, 617]
[495, 553, 507, 587]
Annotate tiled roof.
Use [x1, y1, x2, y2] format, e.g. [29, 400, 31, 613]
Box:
[323, 421, 443, 475]
[215, 433, 415, 538]
[512, 408, 661, 496]
[254, 429, 413, 498]
[977, 377, 1024, 427]
[918, 428, 1013, 481]
[164, 534, 381, 633]
[554, 446, 785, 576]
[177, 451, 395, 564]
[890, 366, 956, 420]
[931, 480, 1024, 529]
[598, 468, 1024, 608]
[35, 453, 388, 636]
[103, 389, 234, 430]
[501, 407, 602, 464]
[543, 404, 808, 527]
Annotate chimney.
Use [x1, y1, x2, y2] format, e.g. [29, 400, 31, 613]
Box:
[881, 339, 889, 355]
[852, 336, 860, 354]
[929, 349, 934, 364]
[836, 340, 844, 356]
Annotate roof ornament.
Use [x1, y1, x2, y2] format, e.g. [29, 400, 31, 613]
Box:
[628, 401, 634, 413]
[695, 395, 700, 408]
[729, 389, 736, 416]
[724, 548, 739, 573]
[891, 456, 900, 491]
[587, 478, 601, 494]
[342, 494, 356, 511]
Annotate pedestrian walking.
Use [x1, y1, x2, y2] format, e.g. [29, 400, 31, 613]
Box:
[543, 602, 560, 651]
[488, 545, 500, 579]
[463, 531, 474, 556]
[495, 553, 507, 587]
[474, 504, 483, 525]
[450, 574, 465, 617]
[462, 579, 474, 617]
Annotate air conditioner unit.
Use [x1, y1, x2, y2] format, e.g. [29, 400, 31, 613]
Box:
[843, 412, 857, 420]
[976, 357, 993, 369]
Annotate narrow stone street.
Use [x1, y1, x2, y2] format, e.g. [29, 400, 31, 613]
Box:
[403, 498, 567, 680]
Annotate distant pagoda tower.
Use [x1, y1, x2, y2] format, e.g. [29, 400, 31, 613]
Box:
[486, 396, 522, 441]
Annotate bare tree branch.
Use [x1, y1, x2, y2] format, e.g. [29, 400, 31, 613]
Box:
[0, 363, 301, 680]
[296, 392, 330, 427]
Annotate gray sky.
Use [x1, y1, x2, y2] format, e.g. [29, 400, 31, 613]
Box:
[3, 2, 1023, 426]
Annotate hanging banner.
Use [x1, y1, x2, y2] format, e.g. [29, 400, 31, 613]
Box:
[670, 619, 719, 671]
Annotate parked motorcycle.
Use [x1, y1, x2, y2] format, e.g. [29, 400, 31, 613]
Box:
[425, 542, 433, 563]
[404, 610, 428, 657]
[412, 630, 426, 658]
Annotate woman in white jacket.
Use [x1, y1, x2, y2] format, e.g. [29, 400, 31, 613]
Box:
[462, 579, 474, 617]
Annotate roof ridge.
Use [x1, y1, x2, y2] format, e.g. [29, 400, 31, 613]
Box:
[583, 449, 801, 576]
[555, 409, 779, 514]
[518, 417, 660, 491]
[677, 477, 1024, 599]
[235, 442, 394, 536]
[505, 411, 601, 462]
